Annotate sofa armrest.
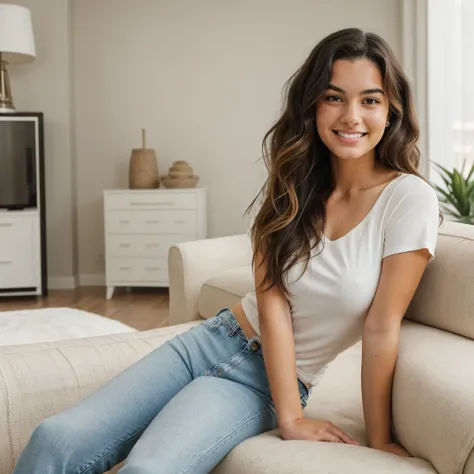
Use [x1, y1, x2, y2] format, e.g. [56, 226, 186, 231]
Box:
[168, 234, 252, 325]
[393, 321, 474, 474]
[0, 324, 199, 474]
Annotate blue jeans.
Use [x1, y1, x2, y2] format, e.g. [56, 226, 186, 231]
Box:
[13, 308, 309, 474]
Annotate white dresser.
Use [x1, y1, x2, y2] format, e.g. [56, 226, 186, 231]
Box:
[103, 188, 207, 299]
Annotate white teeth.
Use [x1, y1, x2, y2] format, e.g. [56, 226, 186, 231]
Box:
[337, 132, 364, 139]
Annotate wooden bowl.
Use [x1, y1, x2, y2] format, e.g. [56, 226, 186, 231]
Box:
[160, 175, 199, 188]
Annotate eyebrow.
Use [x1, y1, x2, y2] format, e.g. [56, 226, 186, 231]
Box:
[327, 84, 385, 95]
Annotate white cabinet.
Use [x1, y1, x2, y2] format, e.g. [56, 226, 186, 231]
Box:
[0, 211, 42, 294]
[103, 188, 207, 299]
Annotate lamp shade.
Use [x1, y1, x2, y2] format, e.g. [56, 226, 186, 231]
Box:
[0, 4, 35, 64]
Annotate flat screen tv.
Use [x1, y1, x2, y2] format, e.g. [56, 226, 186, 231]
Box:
[0, 119, 37, 210]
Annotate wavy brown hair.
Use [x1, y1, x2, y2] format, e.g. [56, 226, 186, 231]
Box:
[245, 28, 427, 298]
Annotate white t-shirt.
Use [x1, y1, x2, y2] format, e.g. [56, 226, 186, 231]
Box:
[241, 173, 440, 387]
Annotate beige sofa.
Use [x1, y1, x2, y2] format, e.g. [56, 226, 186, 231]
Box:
[1, 221, 473, 474]
[167, 220, 474, 474]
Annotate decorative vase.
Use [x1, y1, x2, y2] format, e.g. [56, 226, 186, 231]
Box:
[160, 160, 199, 188]
[129, 128, 159, 189]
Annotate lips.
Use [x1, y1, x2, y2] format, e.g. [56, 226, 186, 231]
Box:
[333, 130, 368, 139]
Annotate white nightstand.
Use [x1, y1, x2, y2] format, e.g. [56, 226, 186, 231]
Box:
[103, 188, 207, 299]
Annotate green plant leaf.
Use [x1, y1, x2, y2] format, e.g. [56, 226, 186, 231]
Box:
[459, 215, 474, 225]
[439, 201, 463, 218]
[453, 170, 470, 214]
[461, 158, 467, 177]
[466, 162, 474, 182]
[430, 162, 454, 192]
[430, 174, 453, 198]
[467, 180, 474, 199]
[453, 170, 463, 209]
[438, 190, 462, 211]
[441, 174, 454, 193]
[432, 183, 451, 199]
[432, 161, 454, 180]
[430, 159, 474, 222]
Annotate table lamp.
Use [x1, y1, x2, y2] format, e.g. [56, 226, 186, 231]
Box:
[0, 4, 36, 113]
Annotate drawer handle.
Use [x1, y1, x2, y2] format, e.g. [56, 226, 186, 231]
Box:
[0, 261, 12, 265]
[119, 220, 131, 224]
[145, 266, 161, 271]
[130, 202, 174, 206]
[175, 220, 184, 224]
[146, 243, 160, 248]
[119, 266, 131, 271]
[0, 223, 12, 227]
[119, 243, 131, 248]
[145, 220, 160, 224]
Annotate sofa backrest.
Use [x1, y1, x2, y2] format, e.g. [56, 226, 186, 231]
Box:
[405, 220, 474, 340]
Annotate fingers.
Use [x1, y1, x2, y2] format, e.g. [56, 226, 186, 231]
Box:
[328, 426, 359, 445]
[318, 430, 343, 443]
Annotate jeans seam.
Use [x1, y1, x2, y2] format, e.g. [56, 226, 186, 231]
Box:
[219, 308, 248, 342]
[201, 320, 222, 331]
[205, 349, 254, 378]
[183, 409, 275, 474]
[76, 425, 147, 474]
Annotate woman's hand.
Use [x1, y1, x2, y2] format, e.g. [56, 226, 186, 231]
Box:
[376, 442, 412, 457]
[279, 417, 359, 445]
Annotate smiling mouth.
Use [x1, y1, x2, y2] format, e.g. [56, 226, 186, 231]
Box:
[333, 131, 368, 139]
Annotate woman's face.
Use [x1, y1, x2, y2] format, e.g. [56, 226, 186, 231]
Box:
[315, 58, 390, 162]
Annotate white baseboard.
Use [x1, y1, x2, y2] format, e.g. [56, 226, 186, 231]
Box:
[47, 275, 106, 289]
[48, 276, 77, 289]
[78, 274, 105, 286]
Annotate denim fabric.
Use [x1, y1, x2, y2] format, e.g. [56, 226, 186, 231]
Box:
[13, 308, 309, 474]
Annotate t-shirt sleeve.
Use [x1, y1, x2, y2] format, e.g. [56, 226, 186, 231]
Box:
[383, 178, 440, 261]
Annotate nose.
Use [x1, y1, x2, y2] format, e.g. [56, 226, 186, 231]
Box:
[341, 101, 361, 126]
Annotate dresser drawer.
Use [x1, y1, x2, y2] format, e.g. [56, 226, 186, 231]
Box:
[107, 210, 197, 234]
[0, 215, 39, 288]
[0, 217, 35, 260]
[107, 258, 168, 283]
[105, 192, 197, 211]
[107, 234, 196, 257]
[0, 259, 37, 288]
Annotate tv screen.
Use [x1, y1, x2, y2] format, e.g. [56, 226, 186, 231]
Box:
[0, 120, 37, 210]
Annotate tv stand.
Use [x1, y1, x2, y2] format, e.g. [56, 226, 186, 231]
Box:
[0, 112, 47, 297]
[0, 210, 45, 296]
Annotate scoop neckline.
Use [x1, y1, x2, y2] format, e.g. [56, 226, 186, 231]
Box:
[323, 173, 407, 245]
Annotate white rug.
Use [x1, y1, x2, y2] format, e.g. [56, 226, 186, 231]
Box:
[0, 307, 137, 346]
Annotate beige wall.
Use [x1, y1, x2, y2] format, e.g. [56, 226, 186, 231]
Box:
[4, 0, 402, 285]
[7, 0, 77, 288]
[73, 0, 402, 283]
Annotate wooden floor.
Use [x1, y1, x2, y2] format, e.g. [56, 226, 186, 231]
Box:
[0, 286, 170, 331]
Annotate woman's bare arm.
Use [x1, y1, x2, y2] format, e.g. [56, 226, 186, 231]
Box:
[254, 250, 303, 428]
[255, 251, 357, 444]
[362, 248, 430, 455]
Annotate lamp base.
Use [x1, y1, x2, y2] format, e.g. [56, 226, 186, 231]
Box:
[0, 58, 15, 113]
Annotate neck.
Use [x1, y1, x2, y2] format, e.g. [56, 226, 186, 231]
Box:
[330, 151, 381, 195]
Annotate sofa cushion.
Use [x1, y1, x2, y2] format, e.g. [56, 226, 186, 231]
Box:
[198, 266, 254, 319]
[405, 220, 474, 339]
[214, 341, 436, 474]
[214, 432, 436, 473]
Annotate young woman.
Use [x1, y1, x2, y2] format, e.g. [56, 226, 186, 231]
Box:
[13, 28, 440, 474]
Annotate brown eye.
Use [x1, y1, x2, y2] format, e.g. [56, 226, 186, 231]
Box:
[363, 98, 380, 105]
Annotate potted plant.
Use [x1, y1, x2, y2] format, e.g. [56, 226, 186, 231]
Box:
[430, 160, 474, 225]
